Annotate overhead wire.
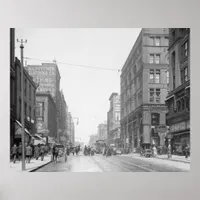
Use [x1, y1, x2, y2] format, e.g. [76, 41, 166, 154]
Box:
[24, 56, 121, 72]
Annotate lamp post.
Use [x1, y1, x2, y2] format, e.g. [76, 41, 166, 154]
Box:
[17, 39, 27, 171]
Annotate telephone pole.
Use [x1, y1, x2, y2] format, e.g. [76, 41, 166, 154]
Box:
[17, 39, 27, 171]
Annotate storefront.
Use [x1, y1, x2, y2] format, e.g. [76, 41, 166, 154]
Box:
[170, 120, 190, 155]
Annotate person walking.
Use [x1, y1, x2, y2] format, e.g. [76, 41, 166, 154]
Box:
[34, 145, 40, 160]
[26, 144, 32, 163]
[153, 146, 157, 157]
[40, 144, 45, 161]
[52, 144, 56, 162]
[54, 146, 59, 163]
[185, 145, 189, 158]
[18, 143, 22, 161]
[11, 144, 18, 163]
[167, 144, 172, 159]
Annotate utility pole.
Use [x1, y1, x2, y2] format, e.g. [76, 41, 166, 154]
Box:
[17, 39, 27, 171]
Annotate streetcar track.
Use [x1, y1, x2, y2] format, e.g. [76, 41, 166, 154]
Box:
[109, 156, 156, 172]
[91, 155, 148, 172]
[90, 156, 107, 172]
[102, 156, 132, 172]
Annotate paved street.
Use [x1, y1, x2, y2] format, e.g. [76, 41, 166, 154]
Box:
[35, 153, 190, 172]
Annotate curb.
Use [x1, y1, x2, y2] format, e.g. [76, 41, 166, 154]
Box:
[156, 157, 190, 164]
[29, 160, 52, 172]
[122, 154, 190, 164]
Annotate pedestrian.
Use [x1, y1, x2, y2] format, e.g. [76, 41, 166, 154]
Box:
[18, 143, 22, 161]
[54, 146, 59, 163]
[34, 145, 40, 160]
[45, 145, 49, 155]
[167, 144, 172, 159]
[185, 145, 189, 158]
[52, 144, 56, 162]
[40, 144, 45, 161]
[26, 144, 32, 163]
[11, 144, 18, 163]
[153, 146, 157, 157]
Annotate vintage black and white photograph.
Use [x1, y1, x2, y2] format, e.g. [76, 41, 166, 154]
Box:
[10, 28, 190, 172]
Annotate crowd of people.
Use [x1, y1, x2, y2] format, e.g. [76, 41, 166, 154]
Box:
[83, 145, 95, 156]
[10, 143, 49, 163]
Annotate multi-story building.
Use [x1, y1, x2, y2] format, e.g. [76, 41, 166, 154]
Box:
[59, 90, 68, 144]
[25, 62, 61, 139]
[107, 93, 121, 147]
[10, 28, 16, 147]
[120, 28, 169, 151]
[88, 134, 99, 147]
[97, 123, 107, 141]
[14, 58, 37, 145]
[35, 92, 57, 143]
[165, 28, 190, 154]
[67, 112, 75, 145]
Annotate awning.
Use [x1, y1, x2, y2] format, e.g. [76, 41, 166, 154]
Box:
[185, 86, 190, 90]
[165, 95, 175, 101]
[15, 120, 32, 137]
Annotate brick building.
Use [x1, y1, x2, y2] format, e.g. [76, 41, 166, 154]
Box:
[165, 28, 190, 154]
[97, 123, 107, 141]
[14, 58, 37, 145]
[10, 28, 16, 147]
[67, 112, 75, 145]
[25, 62, 61, 139]
[120, 28, 169, 151]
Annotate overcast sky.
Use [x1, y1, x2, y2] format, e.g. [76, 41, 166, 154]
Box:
[15, 28, 141, 144]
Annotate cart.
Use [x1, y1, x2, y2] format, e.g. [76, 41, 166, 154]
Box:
[54, 144, 67, 163]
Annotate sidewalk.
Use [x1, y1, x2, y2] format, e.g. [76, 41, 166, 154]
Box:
[9, 155, 52, 172]
[122, 153, 190, 164]
[154, 154, 190, 164]
[121, 153, 190, 171]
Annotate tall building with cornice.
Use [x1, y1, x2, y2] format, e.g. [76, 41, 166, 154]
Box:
[120, 28, 169, 151]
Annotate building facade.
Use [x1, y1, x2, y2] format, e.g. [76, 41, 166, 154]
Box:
[120, 28, 169, 151]
[165, 28, 190, 154]
[107, 93, 121, 147]
[59, 90, 68, 144]
[67, 112, 75, 145]
[10, 28, 16, 147]
[35, 92, 57, 142]
[97, 123, 107, 141]
[14, 58, 37, 145]
[25, 62, 61, 139]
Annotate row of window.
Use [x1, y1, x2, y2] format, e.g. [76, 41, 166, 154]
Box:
[18, 99, 35, 121]
[149, 54, 161, 64]
[149, 36, 169, 47]
[19, 74, 35, 101]
[171, 45, 189, 89]
[149, 69, 169, 84]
